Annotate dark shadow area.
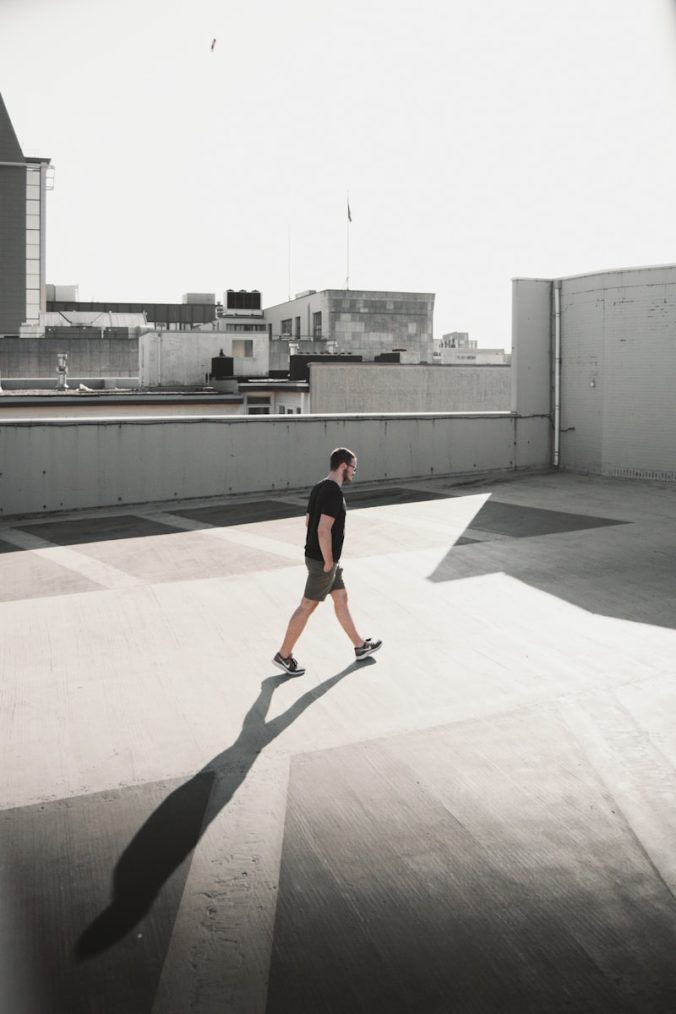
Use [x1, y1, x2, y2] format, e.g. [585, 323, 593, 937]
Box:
[345, 486, 448, 508]
[465, 499, 629, 539]
[76, 660, 367, 959]
[174, 500, 304, 526]
[429, 497, 676, 630]
[267, 724, 676, 1014]
[2, 487, 446, 554]
[0, 501, 305, 555]
[15, 514, 184, 547]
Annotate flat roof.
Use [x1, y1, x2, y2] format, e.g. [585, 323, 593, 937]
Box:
[1, 471, 675, 1010]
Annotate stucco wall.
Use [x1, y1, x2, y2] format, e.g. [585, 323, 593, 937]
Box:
[512, 266, 676, 481]
[309, 364, 511, 413]
[0, 166, 26, 336]
[0, 336, 139, 378]
[138, 332, 269, 386]
[0, 412, 549, 516]
[558, 266, 676, 480]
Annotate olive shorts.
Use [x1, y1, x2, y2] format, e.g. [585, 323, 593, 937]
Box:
[303, 557, 346, 601]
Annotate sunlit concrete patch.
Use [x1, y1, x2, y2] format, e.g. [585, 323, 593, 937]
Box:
[0, 543, 105, 602]
[267, 707, 676, 1013]
[0, 526, 145, 593]
[57, 528, 298, 582]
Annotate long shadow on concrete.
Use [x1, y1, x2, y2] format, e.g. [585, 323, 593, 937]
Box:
[76, 661, 367, 960]
[428, 497, 676, 630]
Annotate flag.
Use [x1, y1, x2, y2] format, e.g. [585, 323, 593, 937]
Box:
[347, 200, 352, 223]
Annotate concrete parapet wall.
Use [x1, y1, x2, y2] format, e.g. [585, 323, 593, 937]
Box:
[309, 363, 511, 413]
[0, 336, 139, 378]
[0, 413, 549, 516]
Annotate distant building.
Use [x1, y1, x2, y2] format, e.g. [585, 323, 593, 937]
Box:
[0, 92, 51, 336]
[264, 289, 435, 365]
[436, 331, 510, 365]
[46, 290, 219, 331]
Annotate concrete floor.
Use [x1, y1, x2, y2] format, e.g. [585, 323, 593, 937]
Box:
[1, 471, 675, 1013]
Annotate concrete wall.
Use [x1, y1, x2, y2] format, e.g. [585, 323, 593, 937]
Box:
[558, 265, 676, 480]
[0, 412, 549, 517]
[0, 336, 139, 378]
[139, 332, 269, 387]
[511, 279, 552, 416]
[309, 363, 511, 413]
[264, 289, 435, 363]
[0, 400, 243, 419]
[0, 166, 26, 336]
[328, 290, 435, 363]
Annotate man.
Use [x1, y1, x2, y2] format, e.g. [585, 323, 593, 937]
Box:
[273, 447, 382, 676]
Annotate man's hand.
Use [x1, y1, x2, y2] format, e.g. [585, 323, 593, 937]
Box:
[322, 560, 334, 573]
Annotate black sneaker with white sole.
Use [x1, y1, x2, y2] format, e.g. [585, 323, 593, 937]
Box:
[355, 638, 382, 661]
[272, 652, 306, 676]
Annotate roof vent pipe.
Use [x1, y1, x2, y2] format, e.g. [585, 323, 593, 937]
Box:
[553, 280, 562, 468]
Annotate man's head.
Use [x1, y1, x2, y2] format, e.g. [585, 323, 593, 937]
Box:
[329, 446, 358, 484]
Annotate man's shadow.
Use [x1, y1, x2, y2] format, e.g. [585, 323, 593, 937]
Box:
[77, 660, 370, 958]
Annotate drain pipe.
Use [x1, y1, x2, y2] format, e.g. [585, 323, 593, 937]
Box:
[553, 279, 562, 468]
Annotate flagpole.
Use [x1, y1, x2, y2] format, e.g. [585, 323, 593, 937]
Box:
[287, 224, 291, 301]
[346, 192, 350, 290]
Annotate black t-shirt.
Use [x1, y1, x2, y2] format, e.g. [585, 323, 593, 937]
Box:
[304, 479, 346, 562]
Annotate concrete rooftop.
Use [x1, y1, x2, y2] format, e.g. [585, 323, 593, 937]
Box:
[1, 471, 675, 1013]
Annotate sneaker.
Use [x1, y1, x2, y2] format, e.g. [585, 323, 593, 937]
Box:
[272, 652, 306, 676]
[355, 638, 382, 661]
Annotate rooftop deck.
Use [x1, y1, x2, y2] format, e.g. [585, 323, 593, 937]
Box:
[1, 471, 675, 1012]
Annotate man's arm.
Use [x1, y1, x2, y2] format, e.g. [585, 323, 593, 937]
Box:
[317, 513, 335, 571]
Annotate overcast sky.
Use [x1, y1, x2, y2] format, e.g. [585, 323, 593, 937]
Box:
[3, 0, 676, 347]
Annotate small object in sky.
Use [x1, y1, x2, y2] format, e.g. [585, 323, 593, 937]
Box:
[211, 38, 216, 51]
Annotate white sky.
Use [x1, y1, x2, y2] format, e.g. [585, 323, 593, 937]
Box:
[2, 0, 676, 348]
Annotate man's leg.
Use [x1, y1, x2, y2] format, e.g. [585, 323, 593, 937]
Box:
[330, 588, 363, 647]
[279, 597, 319, 658]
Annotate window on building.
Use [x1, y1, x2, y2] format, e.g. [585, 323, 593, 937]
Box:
[295, 316, 301, 338]
[232, 339, 254, 357]
[281, 318, 292, 336]
[225, 323, 267, 332]
[312, 311, 322, 339]
[247, 396, 270, 415]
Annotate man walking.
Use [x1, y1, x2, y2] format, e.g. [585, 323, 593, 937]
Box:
[273, 447, 382, 676]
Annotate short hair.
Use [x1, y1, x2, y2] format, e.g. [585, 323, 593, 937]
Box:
[330, 447, 355, 470]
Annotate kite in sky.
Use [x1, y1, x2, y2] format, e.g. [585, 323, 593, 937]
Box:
[211, 38, 216, 51]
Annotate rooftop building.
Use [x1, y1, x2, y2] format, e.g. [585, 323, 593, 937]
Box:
[0, 92, 51, 336]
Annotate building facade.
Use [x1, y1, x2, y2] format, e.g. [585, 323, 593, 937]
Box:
[264, 289, 435, 363]
[0, 92, 51, 336]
